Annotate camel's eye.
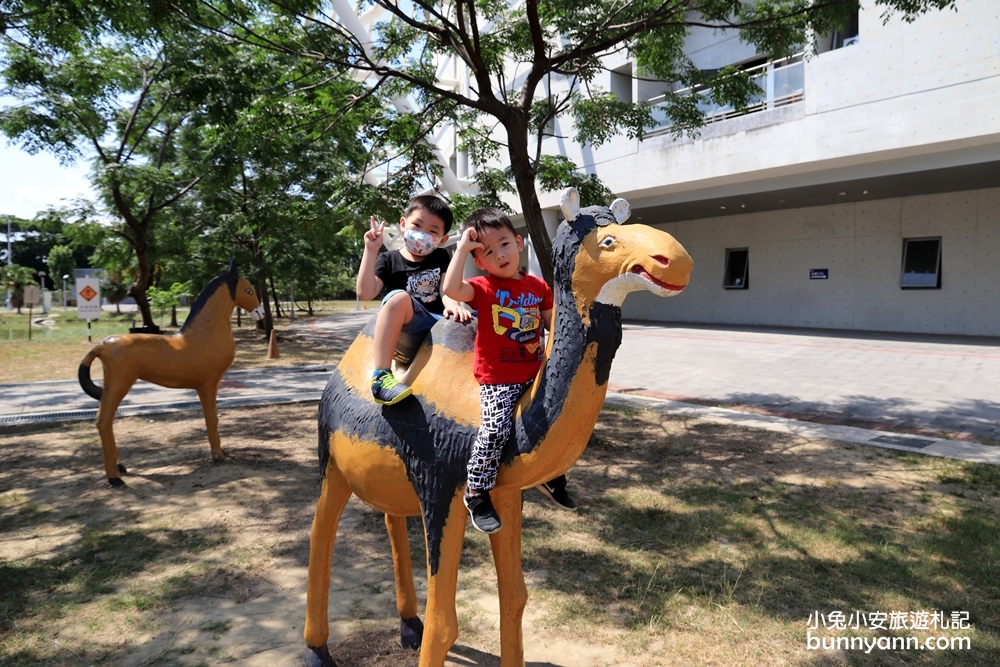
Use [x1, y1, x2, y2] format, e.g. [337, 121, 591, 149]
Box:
[599, 236, 617, 248]
[246, 288, 253, 294]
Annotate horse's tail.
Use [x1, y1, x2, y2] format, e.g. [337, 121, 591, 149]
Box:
[78, 347, 103, 401]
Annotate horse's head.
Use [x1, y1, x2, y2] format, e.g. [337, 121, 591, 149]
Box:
[235, 277, 264, 321]
[226, 260, 264, 321]
[554, 188, 693, 322]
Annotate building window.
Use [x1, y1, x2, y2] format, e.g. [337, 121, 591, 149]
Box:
[610, 64, 633, 103]
[901, 237, 942, 289]
[832, 9, 860, 49]
[723, 248, 749, 289]
[817, 8, 859, 53]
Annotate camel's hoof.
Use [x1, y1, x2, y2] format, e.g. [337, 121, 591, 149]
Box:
[400, 616, 424, 650]
[107, 477, 126, 488]
[117, 463, 128, 474]
[303, 645, 338, 667]
[211, 453, 226, 463]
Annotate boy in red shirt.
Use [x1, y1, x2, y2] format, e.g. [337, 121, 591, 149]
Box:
[443, 208, 556, 533]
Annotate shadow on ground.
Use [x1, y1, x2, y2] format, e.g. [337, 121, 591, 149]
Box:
[2, 402, 1000, 666]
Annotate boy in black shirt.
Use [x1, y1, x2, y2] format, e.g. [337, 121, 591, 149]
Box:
[356, 195, 471, 405]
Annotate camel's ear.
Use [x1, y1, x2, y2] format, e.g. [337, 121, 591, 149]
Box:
[609, 198, 631, 224]
[227, 257, 238, 277]
[560, 188, 581, 222]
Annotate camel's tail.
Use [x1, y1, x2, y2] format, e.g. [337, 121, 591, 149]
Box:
[78, 347, 103, 401]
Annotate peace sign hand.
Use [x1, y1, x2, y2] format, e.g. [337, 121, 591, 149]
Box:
[364, 216, 385, 252]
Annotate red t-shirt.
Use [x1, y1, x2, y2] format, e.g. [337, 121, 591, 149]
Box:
[466, 272, 553, 384]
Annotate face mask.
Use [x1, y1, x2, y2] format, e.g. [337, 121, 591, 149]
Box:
[403, 229, 442, 256]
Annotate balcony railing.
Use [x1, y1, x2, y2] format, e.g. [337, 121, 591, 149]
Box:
[647, 53, 804, 132]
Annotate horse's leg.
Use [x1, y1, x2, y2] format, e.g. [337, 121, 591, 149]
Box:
[196, 382, 225, 461]
[385, 513, 423, 649]
[95, 375, 137, 487]
[303, 457, 353, 667]
[418, 493, 467, 667]
[489, 489, 528, 667]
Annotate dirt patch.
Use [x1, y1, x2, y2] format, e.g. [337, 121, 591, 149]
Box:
[2, 403, 999, 666]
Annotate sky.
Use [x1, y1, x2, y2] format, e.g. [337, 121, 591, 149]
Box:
[0, 141, 95, 220]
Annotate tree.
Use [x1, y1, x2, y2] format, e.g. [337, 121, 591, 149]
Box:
[1, 263, 37, 313]
[146, 281, 186, 327]
[174, 28, 395, 336]
[46, 243, 75, 297]
[0, 211, 96, 281]
[0, 30, 210, 327]
[196, 0, 957, 282]
[100, 272, 130, 314]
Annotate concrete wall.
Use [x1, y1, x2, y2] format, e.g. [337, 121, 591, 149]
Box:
[622, 187, 1000, 337]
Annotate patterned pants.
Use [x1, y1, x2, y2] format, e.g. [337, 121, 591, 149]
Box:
[467, 381, 530, 494]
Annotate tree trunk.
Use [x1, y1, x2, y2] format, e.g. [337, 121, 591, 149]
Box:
[307, 296, 314, 317]
[247, 239, 272, 336]
[130, 267, 155, 329]
[258, 275, 273, 336]
[268, 275, 284, 319]
[170, 305, 178, 327]
[124, 222, 155, 327]
[505, 115, 554, 284]
[110, 182, 157, 328]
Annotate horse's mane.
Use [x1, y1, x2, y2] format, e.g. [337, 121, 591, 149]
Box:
[179, 268, 239, 333]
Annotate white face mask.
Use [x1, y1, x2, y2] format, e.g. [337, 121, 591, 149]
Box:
[403, 229, 442, 256]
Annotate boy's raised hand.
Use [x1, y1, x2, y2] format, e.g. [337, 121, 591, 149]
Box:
[364, 216, 385, 252]
[457, 226, 484, 255]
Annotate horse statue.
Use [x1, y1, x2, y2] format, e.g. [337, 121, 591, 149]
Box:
[78, 259, 264, 487]
[303, 188, 693, 667]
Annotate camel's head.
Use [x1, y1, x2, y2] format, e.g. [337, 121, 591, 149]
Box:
[555, 188, 693, 322]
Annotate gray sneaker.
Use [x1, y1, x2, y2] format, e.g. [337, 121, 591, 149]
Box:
[371, 371, 412, 405]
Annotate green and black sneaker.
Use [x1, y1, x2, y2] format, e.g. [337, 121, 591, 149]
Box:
[371, 370, 412, 406]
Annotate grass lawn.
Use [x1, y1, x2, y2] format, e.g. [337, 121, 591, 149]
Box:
[0, 301, 378, 383]
[1, 402, 998, 666]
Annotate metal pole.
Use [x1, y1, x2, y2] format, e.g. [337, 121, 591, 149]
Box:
[38, 270, 47, 314]
[5, 217, 12, 310]
[87, 320, 92, 342]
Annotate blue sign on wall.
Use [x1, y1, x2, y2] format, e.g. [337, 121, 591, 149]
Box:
[810, 269, 829, 280]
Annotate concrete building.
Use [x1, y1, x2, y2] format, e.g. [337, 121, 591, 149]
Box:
[336, 0, 999, 336]
[432, 0, 1000, 337]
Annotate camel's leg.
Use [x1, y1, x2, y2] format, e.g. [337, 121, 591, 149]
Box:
[418, 493, 467, 667]
[489, 489, 528, 667]
[386, 513, 424, 649]
[303, 459, 353, 667]
[95, 375, 138, 487]
[196, 382, 225, 461]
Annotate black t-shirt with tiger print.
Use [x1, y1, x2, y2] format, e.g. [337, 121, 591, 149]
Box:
[373, 248, 451, 315]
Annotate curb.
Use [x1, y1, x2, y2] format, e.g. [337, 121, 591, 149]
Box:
[604, 392, 1000, 467]
[0, 393, 323, 428]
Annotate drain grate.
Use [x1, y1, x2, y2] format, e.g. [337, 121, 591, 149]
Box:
[870, 434, 936, 449]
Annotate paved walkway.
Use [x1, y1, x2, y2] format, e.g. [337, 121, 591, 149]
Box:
[608, 323, 1000, 443]
[3, 311, 999, 465]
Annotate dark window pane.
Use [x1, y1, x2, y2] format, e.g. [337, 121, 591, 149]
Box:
[724, 249, 749, 289]
[901, 238, 941, 288]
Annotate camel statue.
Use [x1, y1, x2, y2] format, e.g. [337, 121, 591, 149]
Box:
[303, 188, 693, 667]
[78, 259, 264, 487]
